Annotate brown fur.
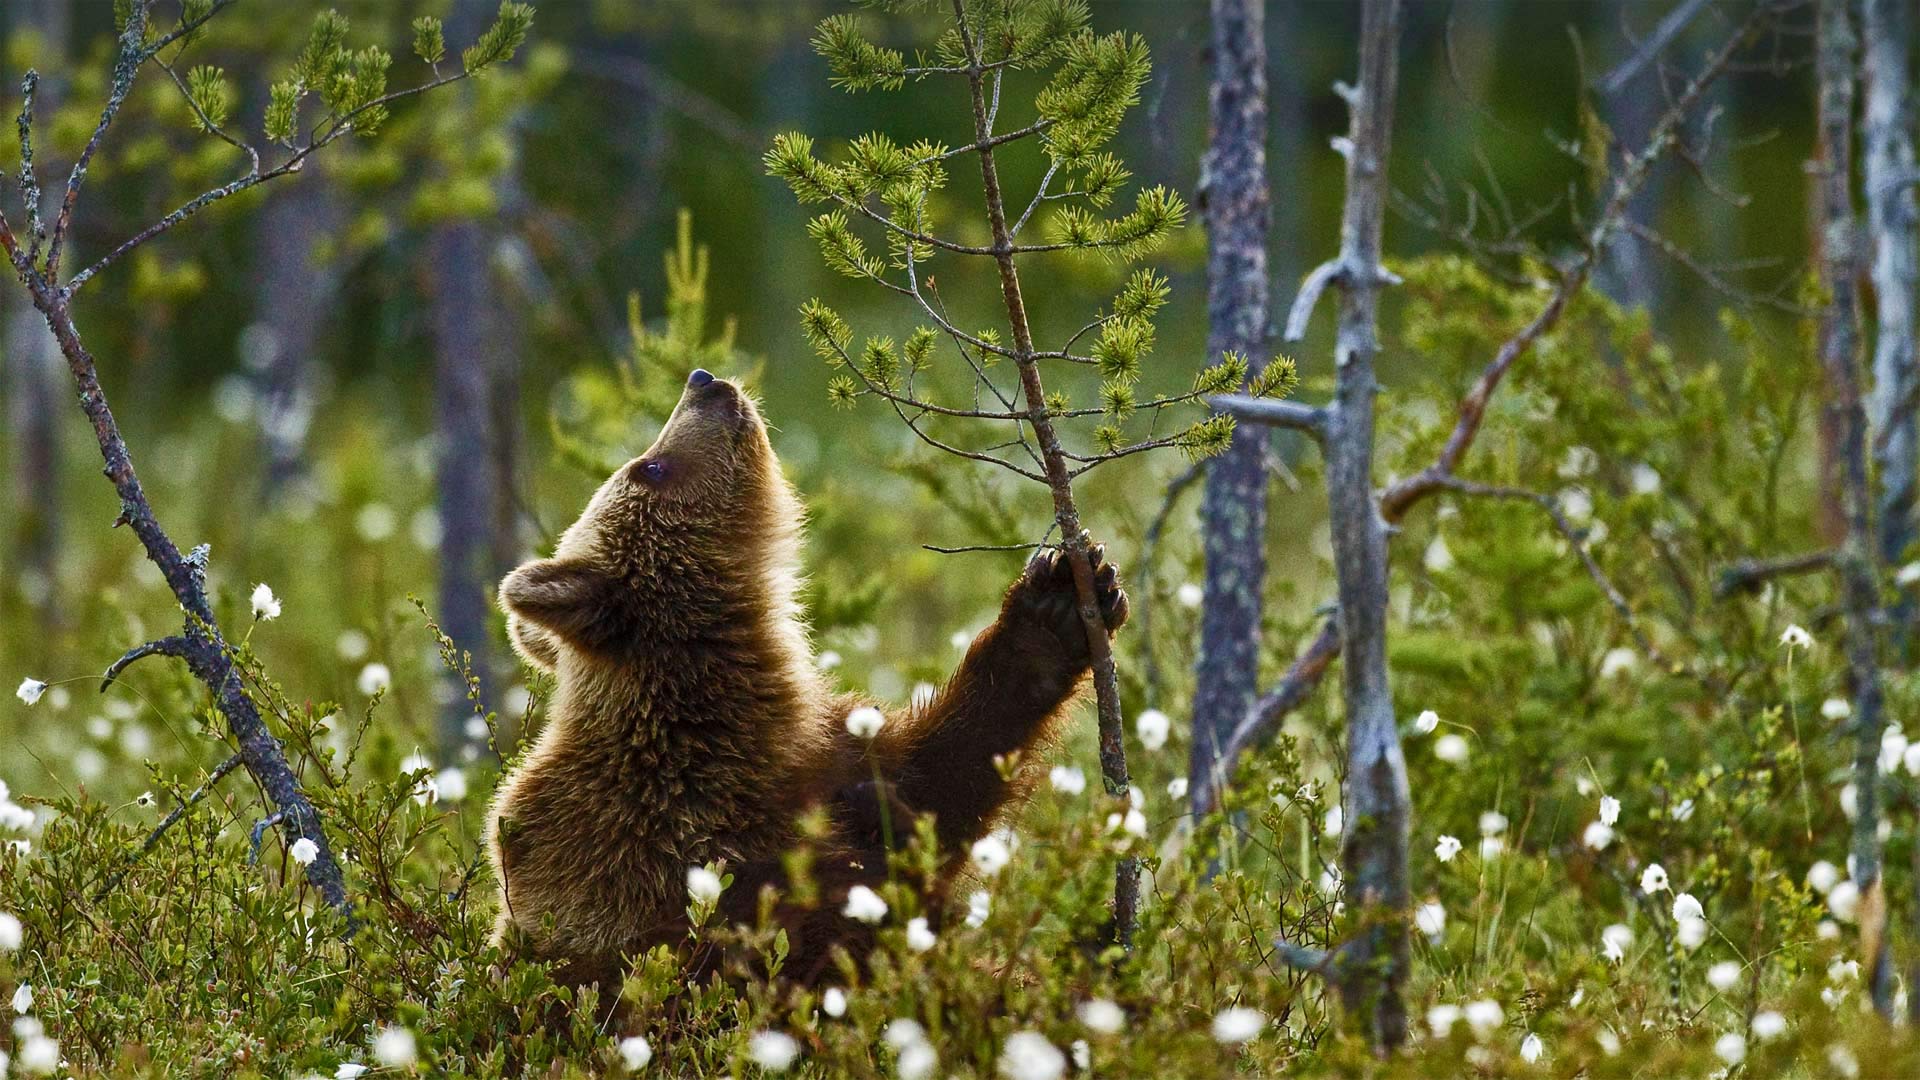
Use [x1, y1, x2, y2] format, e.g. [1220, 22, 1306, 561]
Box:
[487, 371, 1126, 988]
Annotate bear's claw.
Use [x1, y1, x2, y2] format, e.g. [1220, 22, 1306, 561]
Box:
[1010, 543, 1130, 660]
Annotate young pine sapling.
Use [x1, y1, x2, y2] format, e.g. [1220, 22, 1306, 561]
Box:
[766, 0, 1297, 943]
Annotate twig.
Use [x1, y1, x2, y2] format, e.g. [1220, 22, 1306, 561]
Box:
[92, 753, 243, 900]
[100, 636, 192, 689]
[1209, 395, 1326, 438]
[1713, 549, 1836, 598]
[1598, 0, 1717, 95]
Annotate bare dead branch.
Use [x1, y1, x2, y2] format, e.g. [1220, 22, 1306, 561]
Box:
[1210, 395, 1326, 439]
[1598, 0, 1717, 95]
[100, 636, 192, 690]
[1714, 549, 1837, 598]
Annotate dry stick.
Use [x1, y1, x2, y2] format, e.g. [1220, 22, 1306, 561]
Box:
[1813, 0, 1893, 1019]
[1218, 0, 1781, 784]
[949, 0, 1139, 946]
[93, 753, 243, 900]
[1714, 549, 1836, 598]
[1860, 0, 1920, 1026]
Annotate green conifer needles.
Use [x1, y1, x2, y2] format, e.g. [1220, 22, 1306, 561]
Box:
[769, 1, 1296, 475]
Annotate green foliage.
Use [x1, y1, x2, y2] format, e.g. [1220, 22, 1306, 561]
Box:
[411, 16, 446, 66]
[461, 2, 536, 74]
[183, 65, 231, 132]
[813, 13, 906, 92]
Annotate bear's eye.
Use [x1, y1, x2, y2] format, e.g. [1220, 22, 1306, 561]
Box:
[638, 459, 667, 484]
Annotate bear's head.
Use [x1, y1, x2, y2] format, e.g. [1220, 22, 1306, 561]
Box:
[500, 369, 807, 662]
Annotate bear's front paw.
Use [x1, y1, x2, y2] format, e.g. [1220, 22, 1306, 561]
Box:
[1006, 543, 1129, 662]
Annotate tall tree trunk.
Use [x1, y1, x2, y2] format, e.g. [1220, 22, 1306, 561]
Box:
[1863, 0, 1918, 636]
[1326, 0, 1409, 1051]
[249, 174, 341, 496]
[3, 0, 69, 621]
[1814, 0, 1893, 1019]
[1595, 0, 1675, 311]
[1189, 0, 1272, 807]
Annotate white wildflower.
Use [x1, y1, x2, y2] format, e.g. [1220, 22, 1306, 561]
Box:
[1640, 863, 1670, 893]
[356, 662, 391, 696]
[1676, 917, 1709, 950]
[617, 1035, 652, 1071]
[1829, 958, 1860, 982]
[971, 834, 1012, 876]
[14, 679, 46, 707]
[1751, 1010, 1787, 1041]
[1906, 742, 1920, 778]
[1828, 1044, 1861, 1078]
[435, 767, 468, 803]
[1881, 727, 1909, 772]
[1600, 647, 1637, 679]
[372, 1027, 416, 1068]
[1601, 923, 1633, 963]
[1210, 1007, 1265, 1045]
[845, 706, 886, 740]
[1434, 835, 1463, 862]
[1427, 1004, 1462, 1039]
[1714, 1032, 1747, 1066]
[1582, 821, 1615, 851]
[884, 1020, 927, 1051]
[17, 1035, 57, 1075]
[998, 1031, 1066, 1080]
[748, 1030, 800, 1073]
[1823, 697, 1852, 721]
[1559, 445, 1597, 478]
[1519, 1032, 1544, 1064]
[1807, 860, 1841, 895]
[11, 983, 31, 1013]
[1464, 999, 1505, 1038]
[1069, 1040, 1089, 1071]
[687, 866, 724, 907]
[1671, 798, 1695, 822]
[335, 1065, 368, 1080]
[965, 889, 991, 928]
[1596, 1027, 1621, 1056]
[1479, 836, 1505, 860]
[1434, 733, 1469, 763]
[1414, 709, 1440, 734]
[1780, 624, 1813, 649]
[250, 582, 282, 621]
[1671, 893, 1704, 922]
[1423, 536, 1455, 573]
[905, 917, 936, 953]
[1078, 999, 1125, 1036]
[821, 987, 847, 1018]
[950, 629, 972, 649]
[1166, 776, 1189, 800]
[1630, 463, 1662, 495]
[816, 650, 843, 671]
[1828, 879, 1860, 923]
[1841, 782, 1859, 819]
[843, 884, 889, 924]
[1597, 795, 1621, 826]
[1135, 708, 1170, 751]
[1323, 805, 1344, 838]
[1707, 961, 1742, 992]
[1049, 765, 1086, 796]
[1176, 583, 1204, 609]
[898, 1041, 938, 1080]
[1478, 810, 1508, 836]
[0, 913, 20, 952]
[1415, 900, 1446, 940]
[290, 838, 319, 866]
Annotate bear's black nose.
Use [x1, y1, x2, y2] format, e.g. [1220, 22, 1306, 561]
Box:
[687, 368, 715, 388]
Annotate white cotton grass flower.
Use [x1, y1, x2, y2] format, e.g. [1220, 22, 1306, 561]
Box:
[1070, 1040, 1090, 1071]
[1807, 860, 1841, 895]
[336, 1065, 369, 1080]
[1463, 999, 1505, 1038]
[1780, 624, 1813, 649]
[1822, 697, 1852, 721]
[965, 889, 991, 928]
[971, 834, 1012, 876]
[290, 838, 319, 866]
[1210, 1007, 1266, 1045]
[616, 1035, 652, 1071]
[998, 1030, 1067, 1080]
[1600, 647, 1637, 678]
[1134, 708, 1170, 751]
[400, 751, 437, 806]
[1434, 733, 1469, 764]
[1323, 805, 1344, 838]
[1881, 727, 1909, 772]
[1166, 776, 1189, 800]
[1427, 1004, 1463, 1039]
[1414, 709, 1440, 735]
[1560, 488, 1594, 525]
[1714, 1032, 1747, 1066]
[250, 582, 282, 621]
[1434, 835, 1463, 863]
[687, 866, 725, 907]
[821, 987, 847, 1019]
[11, 983, 32, 1013]
[1414, 900, 1446, 941]
[1640, 864, 1670, 893]
[1478, 836, 1505, 860]
[435, 767, 468, 803]
[1671, 893, 1704, 922]
[747, 1030, 800, 1073]
[1840, 783, 1859, 820]
[0, 912, 21, 952]
[1582, 821, 1615, 851]
[1827, 879, 1861, 923]
[1676, 917, 1709, 950]
[1108, 808, 1148, 839]
[1670, 798, 1695, 822]
[14, 679, 46, 707]
[356, 662, 392, 696]
[1601, 923, 1633, 963]
[1906, 742, 1920, 778]
[1478, 811, 1508, 837]
[905, 917, 936, 953]
[17, 1034, 57, 1075]
[1519, 1032, 1544, 1064]
[336, 629, 370, 661]
[1598, 796, 1621, 826]
[1751, 1010, 1787, 1041]
[1899, 562, 1920, 587]
[1707, 961, 1742, 992]
[1630, 463, 1663, 495]
[1078, 998, 1125, 1036]
[372, 1026, 416, 1068]
[1176, 583, 1204, 609]
[897, 1041, 938, 1080]
[1559, 445, 1598, 478]
[1048, 765, 1086, 796]
[816, 649, 843, 671]
[843, 884, 889, 924]
[845, 706, 886, 740]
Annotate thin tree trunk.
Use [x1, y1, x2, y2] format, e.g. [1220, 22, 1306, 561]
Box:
[1863, 0, 1918, 634]
[1814, 0, 1893, 1019]
[1190, 0, 1272, 809]
[4, 0, 69, 620]
[1325, 0, 1409, 1050]
[249, 174, 341, 495]
[1595, 0, 1669, 311]
[427, 221, 503, 755]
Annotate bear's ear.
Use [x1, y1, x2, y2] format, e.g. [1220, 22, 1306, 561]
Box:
[506, 612, 562, 673]
[499, 559, 630, 655]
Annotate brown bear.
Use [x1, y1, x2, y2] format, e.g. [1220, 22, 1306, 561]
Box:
[487, 367, 1126, 989]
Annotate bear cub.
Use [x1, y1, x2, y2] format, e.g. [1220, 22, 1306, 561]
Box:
[487, 368, 1126, 986]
